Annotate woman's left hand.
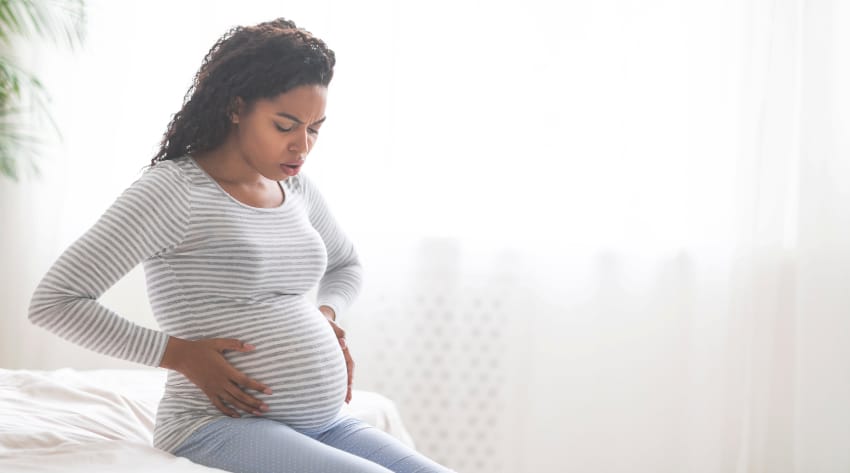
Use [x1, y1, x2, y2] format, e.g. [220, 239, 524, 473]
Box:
[321, 307, 354, 403]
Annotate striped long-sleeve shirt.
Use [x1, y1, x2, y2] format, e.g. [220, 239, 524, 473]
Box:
[28, 155, 363, 453]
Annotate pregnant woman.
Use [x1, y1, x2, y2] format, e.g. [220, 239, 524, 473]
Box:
[28, 17, 453, 473]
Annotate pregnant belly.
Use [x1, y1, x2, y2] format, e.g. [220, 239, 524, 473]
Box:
[163, 297, 348, 430]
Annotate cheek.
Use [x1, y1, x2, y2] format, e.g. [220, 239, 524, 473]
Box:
[240, 125, 277, 152]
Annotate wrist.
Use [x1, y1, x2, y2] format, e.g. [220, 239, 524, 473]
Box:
[318, 305, 336, 322]
[159, 336, 189, 371]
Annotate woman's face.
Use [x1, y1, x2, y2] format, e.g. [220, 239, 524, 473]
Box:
[233, 84, 327, 180]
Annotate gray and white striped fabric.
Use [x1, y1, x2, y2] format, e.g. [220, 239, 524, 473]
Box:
[28, 155, 363, 454]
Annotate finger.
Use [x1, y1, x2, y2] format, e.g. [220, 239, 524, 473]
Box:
[342, 346, 354, 372]
[216, 338, 256, 353]
[224, 385, 267, 415]
[327, 319, 345, 337]
[232, 372, 273, 395]
[221, 385, 262, 416]
[219, 390, 259, 416]
[346, 369, 354, 404]
[210, 395, 240, 418]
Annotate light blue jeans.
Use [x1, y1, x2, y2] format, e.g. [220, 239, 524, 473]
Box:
[172, 413, 455, 473]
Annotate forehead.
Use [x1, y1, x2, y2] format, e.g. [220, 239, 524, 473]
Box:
[259, 84, 327, 116]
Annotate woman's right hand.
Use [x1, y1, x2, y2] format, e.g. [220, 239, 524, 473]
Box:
[159, 336, 272, 418]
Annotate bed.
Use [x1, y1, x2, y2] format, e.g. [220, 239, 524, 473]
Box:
[0, 367, 415, 472]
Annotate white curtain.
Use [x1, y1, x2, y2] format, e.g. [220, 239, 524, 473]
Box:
[1, 1, 847, 472]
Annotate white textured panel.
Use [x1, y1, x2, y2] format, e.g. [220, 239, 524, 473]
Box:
[347, 238, 528, 473]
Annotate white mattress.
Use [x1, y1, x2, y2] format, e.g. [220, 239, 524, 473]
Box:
[0, 367, 415, 472]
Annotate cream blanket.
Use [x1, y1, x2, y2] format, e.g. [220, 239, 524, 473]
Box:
[0, 368, 414, 472]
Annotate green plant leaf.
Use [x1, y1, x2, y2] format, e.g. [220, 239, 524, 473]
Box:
[0, 0, 86, 49]
[0, 0, 85, 182]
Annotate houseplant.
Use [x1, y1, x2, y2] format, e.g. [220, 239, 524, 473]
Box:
[0, 0, 86, 181]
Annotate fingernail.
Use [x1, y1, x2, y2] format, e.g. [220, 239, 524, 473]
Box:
[244, 344, 256, 350]
[264, 388, 273, 395]
[253, 410, 262, 416]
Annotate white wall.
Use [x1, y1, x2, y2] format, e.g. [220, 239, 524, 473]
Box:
[2, 1, 849, 472]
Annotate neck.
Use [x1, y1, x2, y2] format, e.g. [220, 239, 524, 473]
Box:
[192, 138, 267, 187]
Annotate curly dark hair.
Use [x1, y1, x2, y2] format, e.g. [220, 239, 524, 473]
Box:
[149, 18, 335, 167]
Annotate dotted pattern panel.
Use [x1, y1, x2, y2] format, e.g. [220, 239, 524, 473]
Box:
[346, 241, 527, 473]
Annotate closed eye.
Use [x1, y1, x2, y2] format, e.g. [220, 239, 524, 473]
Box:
[276, 122, 320, 136]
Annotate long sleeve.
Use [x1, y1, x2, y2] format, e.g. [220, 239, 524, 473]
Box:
[298, 173, 363, 323]
[28, 162, 191, 367]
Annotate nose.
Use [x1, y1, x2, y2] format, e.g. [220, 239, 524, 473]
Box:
[288, 127, 311, 156]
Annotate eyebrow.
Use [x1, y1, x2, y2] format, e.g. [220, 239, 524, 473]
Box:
[276, 112, 327, 126]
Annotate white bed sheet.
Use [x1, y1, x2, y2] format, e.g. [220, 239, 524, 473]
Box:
[0, 368, 414, 472]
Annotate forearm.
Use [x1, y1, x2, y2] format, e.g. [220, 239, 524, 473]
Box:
[317, 259, 363, 323]
[28, 163, 190, 368]
[300, 173, 363, 322]
[29, 279, 171, 367]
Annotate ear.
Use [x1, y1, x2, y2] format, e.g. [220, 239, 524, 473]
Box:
[229, 97, 246, 124]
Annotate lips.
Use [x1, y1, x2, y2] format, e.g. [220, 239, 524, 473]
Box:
[280, 163, 302, 176]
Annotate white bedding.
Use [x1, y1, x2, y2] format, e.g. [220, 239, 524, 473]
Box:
[0, 368, 415, 472]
